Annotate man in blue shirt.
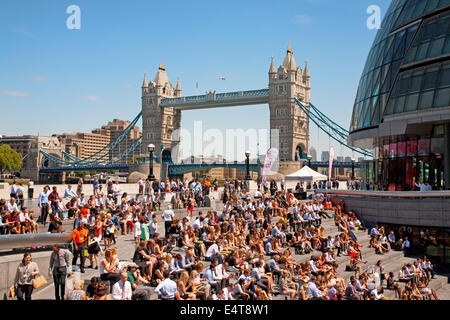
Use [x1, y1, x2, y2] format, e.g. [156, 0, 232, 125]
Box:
[370, 225, 380, 238]
[306, 276, 323, 300]
[38, 186, 51, 226]
[92, 178, 99, 196]
[202, 264, 221, 293]
[155, 270, 178, 300]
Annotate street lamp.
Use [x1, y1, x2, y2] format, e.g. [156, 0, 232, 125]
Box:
[307, 154, 312, 168]
[351, 158, 355, 180]
[245, 150, 251, 181]
[148, 144, 155, 181]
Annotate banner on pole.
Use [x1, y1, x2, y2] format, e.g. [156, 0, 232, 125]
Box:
[261, 148, 279, 186]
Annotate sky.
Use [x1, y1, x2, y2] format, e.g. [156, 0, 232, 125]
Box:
[0, 0, 391, 161]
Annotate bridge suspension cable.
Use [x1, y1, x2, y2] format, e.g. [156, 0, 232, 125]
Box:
[39, 111, 143, 168]
[294, 98, 373, 158]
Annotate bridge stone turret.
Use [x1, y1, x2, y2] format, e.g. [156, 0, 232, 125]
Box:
[268, 43, 311, 169]
[141, 61, 181, 167]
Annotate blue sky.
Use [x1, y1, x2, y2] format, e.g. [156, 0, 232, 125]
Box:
[0, 0, 391, 160]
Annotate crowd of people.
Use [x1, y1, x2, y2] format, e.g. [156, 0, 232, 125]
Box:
[3, 177, 442, 301]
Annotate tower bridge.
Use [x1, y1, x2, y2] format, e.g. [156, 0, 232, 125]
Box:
[141, 43, 311, 174]
[38, 44, 372, 182]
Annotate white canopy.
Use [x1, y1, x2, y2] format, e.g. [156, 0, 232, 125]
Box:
[285, 166, 327, 181]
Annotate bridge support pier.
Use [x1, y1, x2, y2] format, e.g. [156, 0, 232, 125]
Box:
[129, 163, 163, 182]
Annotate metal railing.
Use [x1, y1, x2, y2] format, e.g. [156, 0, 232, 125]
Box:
[316, 189, 450, 199]
[0, 233, 72, 251]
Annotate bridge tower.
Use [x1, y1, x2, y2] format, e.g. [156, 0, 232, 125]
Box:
[141, 61, 182, 164]
[268, 44, 311, 163]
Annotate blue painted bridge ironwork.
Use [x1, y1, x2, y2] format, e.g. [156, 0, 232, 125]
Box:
[304, 161, 361, 168]
[160, 89, 269, 110]
[40, 164, 130, 173]
[168, 162, 259, 175]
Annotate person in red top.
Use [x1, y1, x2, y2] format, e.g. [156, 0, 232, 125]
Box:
[72, 221, 88, 273]
[48, 187, 60, 219]
[80, 206, 89, 219]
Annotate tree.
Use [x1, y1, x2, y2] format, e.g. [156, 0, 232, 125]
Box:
[0, 144, 22, 174]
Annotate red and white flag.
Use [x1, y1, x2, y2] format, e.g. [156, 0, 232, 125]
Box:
[219, 77, 226, 80]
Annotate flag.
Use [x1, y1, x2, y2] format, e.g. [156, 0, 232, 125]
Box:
[219, 77, 226, 80]
[261, 148, 279, 186]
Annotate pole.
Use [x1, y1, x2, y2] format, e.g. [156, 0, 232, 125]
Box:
[148, 150, 155, 181]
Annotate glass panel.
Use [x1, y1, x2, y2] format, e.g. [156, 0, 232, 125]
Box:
[433, 124, 445, 137]
[418, 138, 430, 156]
[405, 93, 420, 111]
[426, 21, 439, 40]
[412, 0, 427, 17]
[427, 37, 445, 57]
[371, 99, 381, 125]
[431, 137, 444, 154]
[398, 141, 406, 157]
[422, 67, 440, 90]
[404, 45, 418, 64]
[410, 74, 423, 92]
[380, 93, 389, 115]
[383, 36, 395, 63]
[389, 142, 397, 158]
[395, 95, 406, 113]
[415, 42, 430, 60]
[418, 90, 435, 109]
[407, 139, 418, 157]
[433, 87, 450, 107]
[444, 36, 450, 54]
[406, 24, 419, 48]
[439, 0, 450, 7]
[438, 66, 450, 87]
[393, 30, 406, 59]
[383, 142, 390, 158]
[384, 97, 396, 115]
[425, 0, 440, 13]
[398, 75, 410, 95]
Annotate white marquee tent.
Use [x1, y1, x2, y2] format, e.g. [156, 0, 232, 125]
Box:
[285, 166, 328, 189]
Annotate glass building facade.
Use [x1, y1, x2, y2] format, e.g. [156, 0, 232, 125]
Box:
[349, 0, 450, 191]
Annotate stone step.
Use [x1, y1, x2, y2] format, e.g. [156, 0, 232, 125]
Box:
[435, 284, 450, 300]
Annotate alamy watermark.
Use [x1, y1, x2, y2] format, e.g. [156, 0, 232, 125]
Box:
[66, 5, 81, 30]
[367, 5, 381, 30]
[169, 121, 280, 172]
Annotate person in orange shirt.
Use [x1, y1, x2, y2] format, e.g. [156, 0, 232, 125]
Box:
[72, 221, 88, 273]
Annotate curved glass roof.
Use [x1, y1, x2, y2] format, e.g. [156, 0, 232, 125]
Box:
[350, 0, 450, 133]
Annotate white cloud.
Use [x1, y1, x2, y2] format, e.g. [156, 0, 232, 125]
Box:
[84, 95, 100, 102]
[292, 14, 315, 25]
[0, 91, 29, 97]
[10, 27, 35, 38]
[29, 75, 48, 82]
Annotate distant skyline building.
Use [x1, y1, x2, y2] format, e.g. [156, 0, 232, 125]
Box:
[309, 146, 317, 161]
[56, 118, 142, 164]
[321, 151, 330, 161]
[0, 135, 63, 182]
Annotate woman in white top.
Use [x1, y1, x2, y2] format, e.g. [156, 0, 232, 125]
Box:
[100, 249, 121, 289]
[133, 219, 141, 244]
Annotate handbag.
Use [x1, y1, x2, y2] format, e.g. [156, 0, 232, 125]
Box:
[32, 273, 48, 289]
[9, 285, 16, 299]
